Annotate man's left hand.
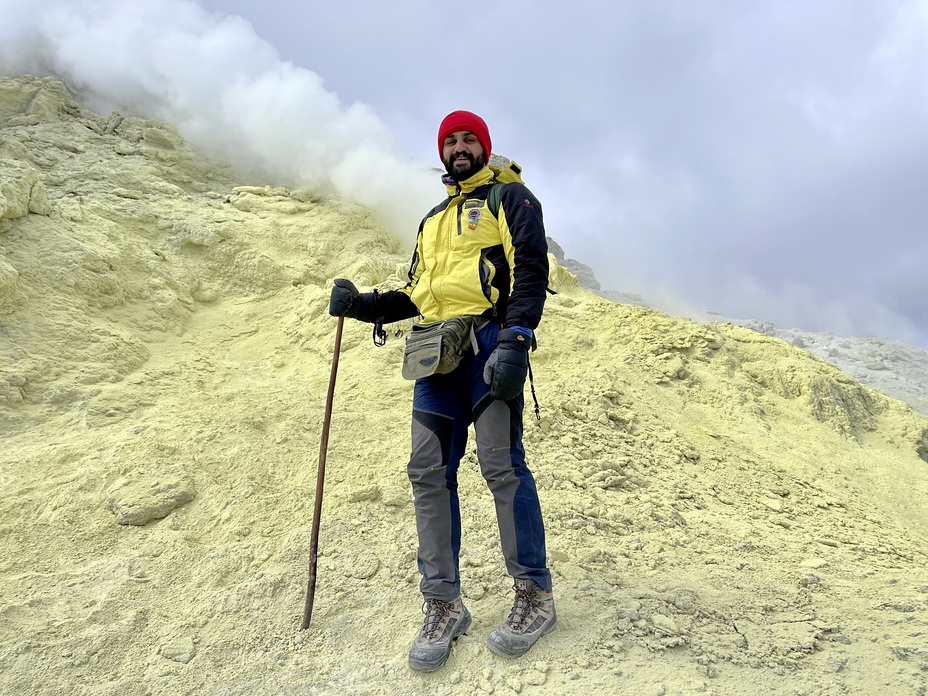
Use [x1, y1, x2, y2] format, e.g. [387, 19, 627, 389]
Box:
[483, 327, 532, 401]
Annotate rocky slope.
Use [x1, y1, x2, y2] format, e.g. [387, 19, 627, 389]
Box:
[734, 321, 928, 419]
[553, 251, 928, 421]
[2, 76, 928, 696]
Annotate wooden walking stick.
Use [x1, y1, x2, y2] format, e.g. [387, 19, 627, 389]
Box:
[301, 314, 345, 630]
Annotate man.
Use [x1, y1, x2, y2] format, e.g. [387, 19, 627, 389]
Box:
[329, 110, 555, 672]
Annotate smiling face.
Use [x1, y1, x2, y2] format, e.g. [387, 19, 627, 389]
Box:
[441, 130, 486, 181]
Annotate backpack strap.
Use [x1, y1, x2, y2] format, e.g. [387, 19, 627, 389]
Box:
[487, 182, 505, 218]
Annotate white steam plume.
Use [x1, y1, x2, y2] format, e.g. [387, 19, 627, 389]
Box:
[0, 0, 438, 240]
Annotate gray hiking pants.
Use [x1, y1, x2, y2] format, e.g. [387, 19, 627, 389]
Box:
[407, 322, 551, 601]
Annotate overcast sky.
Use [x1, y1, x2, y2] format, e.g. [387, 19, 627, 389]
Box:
[2, 0, 927, 349]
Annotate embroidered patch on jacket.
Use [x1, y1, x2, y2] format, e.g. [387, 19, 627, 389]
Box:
[466, 208, 482, 230]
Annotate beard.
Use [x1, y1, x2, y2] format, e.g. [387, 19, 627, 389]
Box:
[443, 151, 486, 181]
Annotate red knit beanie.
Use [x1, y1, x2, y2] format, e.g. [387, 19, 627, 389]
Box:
[437, 110, 491, 162]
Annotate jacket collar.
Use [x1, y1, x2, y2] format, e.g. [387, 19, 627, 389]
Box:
[442, 165, 495, 196]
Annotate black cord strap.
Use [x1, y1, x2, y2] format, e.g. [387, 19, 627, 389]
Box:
[527, 358, 540, 421]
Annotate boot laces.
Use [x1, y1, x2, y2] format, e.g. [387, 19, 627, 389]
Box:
[420, 598, 454, 639]
[505, 583, 540, 629]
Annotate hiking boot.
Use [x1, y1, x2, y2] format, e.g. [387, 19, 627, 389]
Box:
[487, 579, 556, 659]
[408, 597, 472, 672]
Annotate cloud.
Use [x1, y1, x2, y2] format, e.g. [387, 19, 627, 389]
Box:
[0, 0, 438, 240]
[4, 0, 927, 348]
[523, 1, 928, 347]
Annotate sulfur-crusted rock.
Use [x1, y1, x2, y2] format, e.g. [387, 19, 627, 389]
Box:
[0, 159, 40, 221]
[106, 469, 196, 525]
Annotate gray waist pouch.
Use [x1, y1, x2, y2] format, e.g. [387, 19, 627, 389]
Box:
[402, 316, 479, 380]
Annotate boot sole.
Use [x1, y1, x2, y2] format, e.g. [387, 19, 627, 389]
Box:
[408, 610, 473, 672]
[486, 615, 557, 659]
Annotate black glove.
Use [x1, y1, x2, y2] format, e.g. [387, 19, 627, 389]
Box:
[329, 278, 359, 317]
[328, 278, 379, 321]
[483, 327, 532, 401]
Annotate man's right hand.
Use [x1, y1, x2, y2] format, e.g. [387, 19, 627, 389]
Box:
[329, 278, 360, 317]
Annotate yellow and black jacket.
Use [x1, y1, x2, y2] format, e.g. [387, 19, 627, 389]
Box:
[376, 161, 549, 330]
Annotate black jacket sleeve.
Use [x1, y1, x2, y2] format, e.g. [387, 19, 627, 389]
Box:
[352, 288, 419, 324]
[499, 183, 548, 330]
[374, 288, 420, 324]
